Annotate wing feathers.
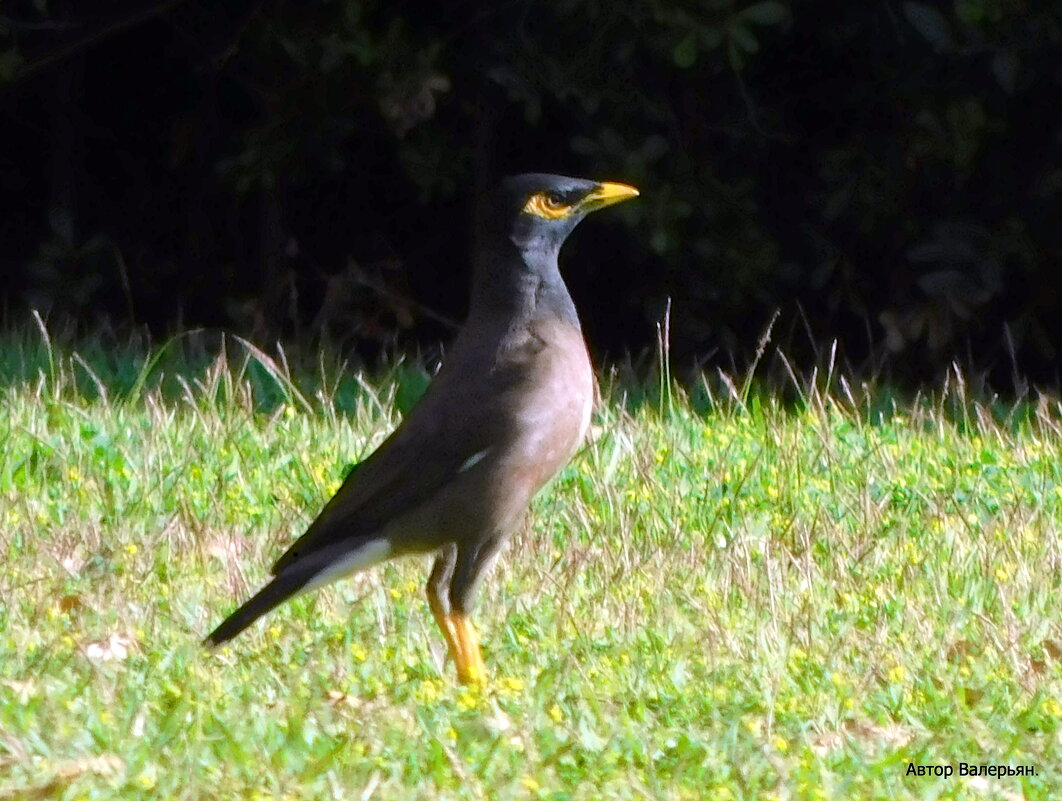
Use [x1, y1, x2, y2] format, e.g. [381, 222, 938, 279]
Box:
[205, 568, 311, 646]
[207, 538, 392, 645]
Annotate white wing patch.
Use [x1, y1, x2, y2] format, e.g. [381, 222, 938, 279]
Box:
[300, 539, 392, 593]
[458, 448, 491, 473]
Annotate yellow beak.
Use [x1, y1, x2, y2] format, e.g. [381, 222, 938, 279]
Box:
[580, 182, 640, 211]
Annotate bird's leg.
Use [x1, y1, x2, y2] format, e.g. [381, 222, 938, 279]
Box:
[426, 546, 464, 674]
[450, 613, 486, 685]
[448, 536, 506, 685]
[428, 594, 463, 671]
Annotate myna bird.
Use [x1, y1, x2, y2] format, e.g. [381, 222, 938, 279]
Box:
[205, 174, 639, 684]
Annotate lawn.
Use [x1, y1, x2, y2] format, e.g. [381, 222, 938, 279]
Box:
[0, 330, 1059, 800]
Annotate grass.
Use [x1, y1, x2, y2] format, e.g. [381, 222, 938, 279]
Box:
[0, 328, 1060, 800]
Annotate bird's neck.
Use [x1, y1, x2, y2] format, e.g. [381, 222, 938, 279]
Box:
[468, 239, 581, 331]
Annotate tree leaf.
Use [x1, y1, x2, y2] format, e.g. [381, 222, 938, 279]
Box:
[902, 3, 955, 50]
[700, 26, 724, 50]
[728, 23, 760, 54]
[727, 37, 746, 71]
[0, 48, 22, 82]
[672, 34, 697, 69]
[740, 2, 789, 26]
[992, 50, 1019, 94]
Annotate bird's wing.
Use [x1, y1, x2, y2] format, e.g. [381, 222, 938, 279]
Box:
[270, 350, 530, 575]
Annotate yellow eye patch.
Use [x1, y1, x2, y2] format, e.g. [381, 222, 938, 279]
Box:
[522, 192, 573, 220]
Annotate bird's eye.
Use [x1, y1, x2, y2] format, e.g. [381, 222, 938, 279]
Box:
[523, 191, 571, 219]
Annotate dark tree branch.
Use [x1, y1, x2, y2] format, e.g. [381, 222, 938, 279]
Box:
[1, 0, 195, 93]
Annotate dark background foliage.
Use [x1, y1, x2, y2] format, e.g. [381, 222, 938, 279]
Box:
[2, 0, 1061, 387]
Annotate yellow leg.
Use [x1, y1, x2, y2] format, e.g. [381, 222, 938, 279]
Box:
[450, 613, 486, 685]
[427, 592, 464, 675]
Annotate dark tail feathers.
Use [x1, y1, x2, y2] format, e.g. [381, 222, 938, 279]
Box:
[204, 569, 310, 647]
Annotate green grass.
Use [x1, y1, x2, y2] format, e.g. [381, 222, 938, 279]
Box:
[0, 330, 1059, 800]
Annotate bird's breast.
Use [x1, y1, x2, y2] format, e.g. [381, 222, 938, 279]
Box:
[506, 317, 594, 490]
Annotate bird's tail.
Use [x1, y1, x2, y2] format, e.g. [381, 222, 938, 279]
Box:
[204, 538, 393, 647]
[204, 569, 311, 646]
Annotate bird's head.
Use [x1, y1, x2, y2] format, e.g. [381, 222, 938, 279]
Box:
[470, 173, 639, 322]
[498, 174, 639, 254]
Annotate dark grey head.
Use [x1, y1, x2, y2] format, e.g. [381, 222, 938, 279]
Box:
[496, 173, 639, 254]
[470, 173, 639, 325]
